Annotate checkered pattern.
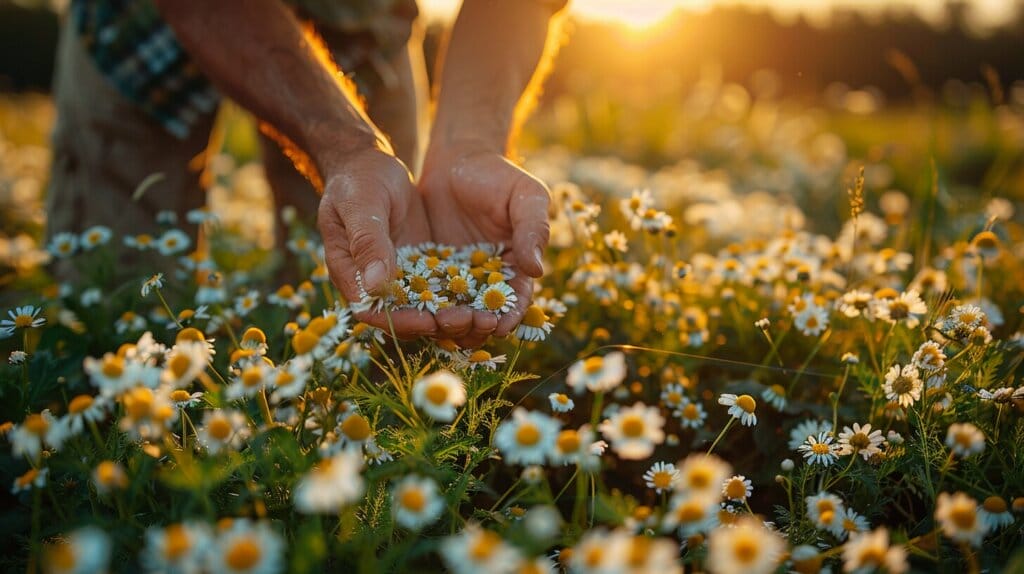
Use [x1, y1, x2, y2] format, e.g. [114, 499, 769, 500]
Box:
[71, 0, 417, 139]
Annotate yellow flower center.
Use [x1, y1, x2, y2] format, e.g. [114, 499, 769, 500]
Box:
[164, 524, 191, 560]
[291, 330, 320, 356]
[46, 541, 76, 571]
[732, 533, 760, 564]
[341, 414, 371, 442]
[811, 442, 831, 455]
[620, 415, 646, 438]
[469, 531, 501, 561]
[468, 350, 491, 363]
[666, 391, 682, 405]
[409, 276, 429, 293]
[483, 289, 507, 311]
[983, 496, 1007, 513]
[583, 356, 604, 375]
[419, 290, 435, 302]
[470, 250, 489, 267]
[653, 472, 673, 490]
[68, 395, 94, 414]
[207, 417, 232, 441]
[687, 467, 712, 490]
[682, 404, 700, 420]
[16, 468, 39, 488]
[168, 354, 193, 380]
[95, 461, 122, 487]
[950, 504, 977, 529]
[522, 305, 548, 328]
[425, 383, 449, 406]
[554, 394, 569, 405]
[725, 478, 747, 499]
[676, 500, 705, 523]
[124, 388, 154, 420]
[849, 433, 871, 450]
[736, 395, 756, 414]
[225, 538, 262, 570]
[242, 367, 264, 388]
[556, 430, 580, 453]
[14, 314, 33, 328]
[516, 423, 541, 446]
[400, 488, 426, 512]
[448, 276, 469, 295]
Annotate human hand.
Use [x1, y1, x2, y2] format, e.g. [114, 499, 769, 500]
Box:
[318, 147, 437, 338]
[418, 141, 550, 347]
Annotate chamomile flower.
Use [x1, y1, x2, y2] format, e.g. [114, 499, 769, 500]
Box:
[662, 492, 719, 537]
[234, 290, 260, 317]
[676, 399, 707, 429]
[79, 225, 112, 250]
[494, 408, 560, 465]
[92, 461, 128, 496]
[141, 521, 213, 574]
[842, 528, 908, 574]
[440, 523, 519, 574]
[837, 507, 870, 540]
[798, 432, 840, 466]
[2, 304, 46, 334]
[459, 349, 507, 371]
[643, 461, 680, 493]
[883, 364, 922, 408]
[660, 383, 688, 414]
[806, 492, 845, 527]
[761, 384, 787, 411]
[392, 475, 444, 530]
[676, 454, 732, 498]
[12, 466, 47, 493]
[47, 231, 79, 258]
[43, 526, 111, 574]
[10, 410, 57, 460]
[293, 450, 365, 514]
[718, 393, 757, 426]
[206, 519, 284, 574]
[911, 341, 946, 372]
[794, 305, 829, 336]
[548, 393, 575, 413]
[873, 289, 927, 328]
[706, 516, 786, 574]
[945, 422, 985, 457]
[935, 492, 988, 547]
[599, 402, 665, 460]
[722, 475, 752, 502]
[472, 282, 517, 315]
[979, 496, 1014, 531]
[788, 419, 833, 450]
[62, 394, 110, 435]
[412, 370, 466, 422]
[196, 409, 251, 454]
[566, 352, 627, 394]
[141, 273, 164, 297]
[516, 304, 554, 341]
[157, 229, 191, 256]
[838, 289, 873, 318]
[837, 423, 884, 460]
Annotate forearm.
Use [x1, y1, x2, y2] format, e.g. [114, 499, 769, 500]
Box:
[429, 0, 567, 154]
[154, 0, 385, 181]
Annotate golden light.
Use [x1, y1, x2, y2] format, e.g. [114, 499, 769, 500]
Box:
[573, 0, 685, 30]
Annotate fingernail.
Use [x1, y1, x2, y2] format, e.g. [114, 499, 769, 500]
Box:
[362, 260, 387, 293]
[533, 246, 544, 271]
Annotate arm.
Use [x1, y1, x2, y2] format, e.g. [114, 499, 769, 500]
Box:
[420, 0, 566, 346]
[154, 0, 437, 337]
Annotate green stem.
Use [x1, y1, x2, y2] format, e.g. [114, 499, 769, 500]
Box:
[706, 417, 736, 455]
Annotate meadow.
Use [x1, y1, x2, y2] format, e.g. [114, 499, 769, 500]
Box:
[1, 72, 1023, 574]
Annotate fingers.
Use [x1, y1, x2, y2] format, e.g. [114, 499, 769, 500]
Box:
[453, 311, 498, 349]
[435, 306, 474, 340]
[323, 176, 402, 295]
[509, 173, 551, 278]
[363, 308, 438, 340]
[494, 270, 533, 337]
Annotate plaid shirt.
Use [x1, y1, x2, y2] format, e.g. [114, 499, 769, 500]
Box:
[70, 0, 418, 139]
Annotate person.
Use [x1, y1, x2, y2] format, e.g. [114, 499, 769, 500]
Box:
[47, 0, 565, 348]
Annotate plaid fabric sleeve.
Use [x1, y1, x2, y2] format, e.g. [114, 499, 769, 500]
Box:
[71, 0, 220, 139]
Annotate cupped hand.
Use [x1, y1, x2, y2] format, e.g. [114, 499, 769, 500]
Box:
[318, 147, 436, 339]
[418, 141, 550, 347]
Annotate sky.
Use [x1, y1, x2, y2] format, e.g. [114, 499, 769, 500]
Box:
[419, 0, 1019, 31]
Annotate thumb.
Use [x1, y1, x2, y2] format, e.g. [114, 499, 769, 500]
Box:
[332, 187, 398, 296]
[509, 172, 551, 278]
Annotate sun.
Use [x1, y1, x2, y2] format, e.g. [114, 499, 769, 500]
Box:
[573, 0, 683, 30]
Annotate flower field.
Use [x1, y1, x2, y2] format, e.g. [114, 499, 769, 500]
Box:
[1, 83, 1023, 574]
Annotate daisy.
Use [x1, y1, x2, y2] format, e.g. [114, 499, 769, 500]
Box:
[548, 393, 574, 413]
[935, 492, 988, 547]
[842, 528, 908, 574]
[662, 492, 718, 537]
[392, 475, 444, 530]
[550, 425, 602, 468]
[722, 475, 752, 502]
[10, 410, 56, 460]
[92, 461, 128, 496]
[943, 304, 986, 340]
[603, 230, 629, 252]
[206, 519, 284, 574]
[806, 492, 845, 527]
[837, 289, 873, 318]
[293, 450, 365, 514]
[798, 432, 840, 466]
[788, 420, 833, 450]
[62, 393, 110, 436]
[44, 526, 111, 574]
[162, 340, 210, 388]
[472, 282, 517, 315]
[945, 422, 985, 457]
[794, 306, 829, 336]
[493, 408, 560, 465]
[115, 311, 147, 334]
[643, 461, 680, 493]
[660, 383, 688, 414]
[566, 352, 627, 394]
[837, 423, 884, 460]
[706, 516, 786, 574]
[459, 349, 508, 372]
[125, 233, 157, 250]
[12, 467, 48, 494]
[979, 496, 1014, 531]
[761, 384, 787, 411]
[873, 290, 927, 328]
[676, 399, 707, 429]
[911, 341, 946, 372]
[718, 393, 757, 426]
[599, 402, 665, 460]
[337, 411, 375, 447]
[141, 273, 164, 297]
[883, 364, 922, 408]
[440, 523, 520, 574]
[196, 409, 251, 454]
[157, 229, 191, 256]
[78, 225, 112, 250]
[8, 350, 26, 365]
[412, 371, 467, 422]
[234, 290, 260, 317]
[676, 454, 732, 498]
[837, 507, 870, 540]
[47, 231, 79, 258]
[1, 305, 46, 334]
[142, 521, 213, 574]
[516, 305, 553, 342]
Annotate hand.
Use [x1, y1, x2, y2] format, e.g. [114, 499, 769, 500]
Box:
[418, 141, 550, 347]
[318, 147, 437, 338]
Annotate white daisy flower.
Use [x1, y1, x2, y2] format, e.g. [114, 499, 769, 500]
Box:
[873, 289, 927, 328]
[412, 370, 467, 422]
[12, 467, 48, 494]
[837, 422, 884, 460]
[676, 399, 707, 429]
[141, 521, 213, 574]
[516, 304, 553, 342]
[837, 507, 871, 540]
[43, 526, 111, 574]
[440, 523, 520, 574]
[945, 422, 985, 457]
[392, 475, 444, 530]
[566, 352, 627, 394]
[493, 408, 560, 466]
[141, 273, 164, 297]
[599, 402, 665, 460]
[234, 290, 260, 317]
[794, 305, 829, 336]
[472, 282, 517, 315]
[47, 231, 79, 258]
[548, 393, 574, 413]
[2, 304, 46, 333]
[206, 519, 284, 574]
[643, 461, 680, 493]
[196, 409, 251, 455]
[842, 528, 908, 574]
[788, 419, 833, 450]
[935, 492, 989, 547]
[761, 384, 787, 411]
[798, 432, 840, 466]
[157, 229, 191, 256]
[979, 496, 1014, 531]
[718, 393, 758, 426]
[722, 475, 753, 502]
[805, 492, 845, 528]
[676, 453, 732, 499]
[458, 349, 507, 372]
[293, 450, 365, 514]
[883, 364, 922, 408]
[706, 516, 785, 574]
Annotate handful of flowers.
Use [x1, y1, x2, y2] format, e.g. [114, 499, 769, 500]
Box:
[356, 242, 518, 316]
